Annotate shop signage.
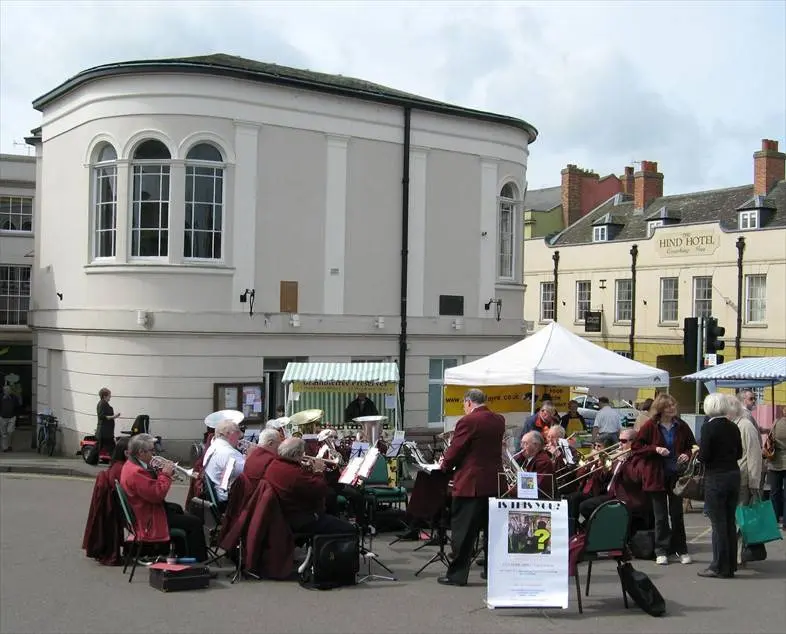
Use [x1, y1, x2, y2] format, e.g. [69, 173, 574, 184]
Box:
[656, 231, 720, 257]
[584, 311, 602, 332]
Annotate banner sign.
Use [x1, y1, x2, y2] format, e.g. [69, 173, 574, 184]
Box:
[443, 385, 570, 416]
[487, 498, 569, 609]
[291, 381, 397, 395]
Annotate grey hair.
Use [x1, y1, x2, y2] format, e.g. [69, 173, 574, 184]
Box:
[464, 388, 486, 405]
[523, 430, 544, 448]
[215, 419, 241, 439]
[548, 425, 566, 439]
[258, 429, 281, 447]
[724, 394, 744, 419]
[704, 393, 731, 418]
[127, 433, 156, 457]
[278, 437, 306, 461]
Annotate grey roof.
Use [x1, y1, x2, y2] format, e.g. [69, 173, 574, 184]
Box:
[32, 54, 537, 142]
[524, 185, 561, 211]
[549, 180, 786, 245]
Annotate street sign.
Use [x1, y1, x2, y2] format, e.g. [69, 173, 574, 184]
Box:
[703, 353, 718, 367]
[584, 311, 602, 333]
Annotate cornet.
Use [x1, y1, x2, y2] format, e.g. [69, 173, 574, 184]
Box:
[300, 455, 342, 472]
[149, 455, 197, 481]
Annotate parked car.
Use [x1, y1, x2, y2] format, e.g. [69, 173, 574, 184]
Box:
[571, 395, 638, 427]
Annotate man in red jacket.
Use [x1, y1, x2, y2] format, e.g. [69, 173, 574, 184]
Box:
[244, 428, 282, 486]
[438, 388, 505, 586]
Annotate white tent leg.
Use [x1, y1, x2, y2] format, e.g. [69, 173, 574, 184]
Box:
[530, 385, 536, 415]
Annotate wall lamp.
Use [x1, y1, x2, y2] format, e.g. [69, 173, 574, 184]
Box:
[240, 288, 255, 317]
[484, 298, 503, 322]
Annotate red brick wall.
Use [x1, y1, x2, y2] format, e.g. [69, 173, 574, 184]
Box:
[754, 139, 785, 196]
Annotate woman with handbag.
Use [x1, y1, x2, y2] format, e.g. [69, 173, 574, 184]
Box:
[696, 393, 743, 579]
[766, 417, 786, 531]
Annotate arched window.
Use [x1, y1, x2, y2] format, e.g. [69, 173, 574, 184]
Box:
[184, 143, 224, 260]
[131, 139, 171, 258]
[498, 182, 518, 280]
[92, 143, 118, 258]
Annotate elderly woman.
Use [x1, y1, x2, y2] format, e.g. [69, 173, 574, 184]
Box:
[726, 395, 763, 506]
[633, 393, 696, 565]
[697, 393, 742, 578]
[767, 417, 786, 531]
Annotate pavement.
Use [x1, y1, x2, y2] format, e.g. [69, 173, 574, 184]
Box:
[1, 458, 785, 634]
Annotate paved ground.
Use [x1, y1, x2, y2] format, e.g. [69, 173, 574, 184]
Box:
[1, 466, 785, 634]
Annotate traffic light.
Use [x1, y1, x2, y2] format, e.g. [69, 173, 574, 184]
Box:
[705, 317, 726, 363]
[683, 317, 699, 369]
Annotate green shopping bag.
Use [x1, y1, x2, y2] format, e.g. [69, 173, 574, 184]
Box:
[736, 501, 783, 546]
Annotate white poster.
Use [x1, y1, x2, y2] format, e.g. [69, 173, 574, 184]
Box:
[486, 498, 570, 610]
[517, 471, 539, 499]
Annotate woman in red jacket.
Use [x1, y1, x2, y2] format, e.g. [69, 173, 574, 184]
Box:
[633, 394, 696, 566]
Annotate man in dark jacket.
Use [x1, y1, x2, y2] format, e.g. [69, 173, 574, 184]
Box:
[344, 393, 379, 422]
[438, 388, 505, 586]
[1, 385, 18, 453]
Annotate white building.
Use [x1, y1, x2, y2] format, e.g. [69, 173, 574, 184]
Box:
[28, 54, 537, 456]
[1, 153, 35, 422]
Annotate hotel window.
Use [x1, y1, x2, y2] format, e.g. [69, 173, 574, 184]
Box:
[540, 281, 555, 321]
[592, 226, 607, 242]
[647, 220, 663, 237]
[0, 265, 31, 325]
[131, 139, 171, 258]
[615, 279, 633, 322]
[428, 358, 459, 424]
[0, 196, 33, 232]
[739, 210, 759, 230]
[497, 183, 518, 280]
[659, 277, 679, 323]
[745, 274, 766, 323]
[184, 143, 225, 260]
[92, 143, 118, 258]
[692, 276, 712, 318]
[576, 280, 591, 321]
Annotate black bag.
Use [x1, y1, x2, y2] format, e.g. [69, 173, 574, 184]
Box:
[149, 563, 211, 592]
[84, 445, 99, 466]
[299, 533, 359, 590]
[629, 530, 655, 560]
[741, 542, 767, 563]
[617, 561, 666, 617]
[673, 458, 704, 501]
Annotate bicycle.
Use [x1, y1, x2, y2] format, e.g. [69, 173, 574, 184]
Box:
[37, 414, 59, 457]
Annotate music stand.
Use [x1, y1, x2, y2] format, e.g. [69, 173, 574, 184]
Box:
[414, 493, 451, 576]
[358, 495, 397, 583]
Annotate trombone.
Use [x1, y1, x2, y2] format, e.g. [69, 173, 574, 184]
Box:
[150, 455, 197, 481]
[555, 441, 623, 479]
[557, 446, 632, 490]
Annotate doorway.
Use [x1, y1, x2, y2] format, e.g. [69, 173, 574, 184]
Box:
[263, 357, 305, 420]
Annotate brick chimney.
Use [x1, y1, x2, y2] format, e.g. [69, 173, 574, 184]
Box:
[621, 166, 634, 196]
[560, 164, 584, 228]
[754, 139, 785, 196]
[634, 161, 663, 211]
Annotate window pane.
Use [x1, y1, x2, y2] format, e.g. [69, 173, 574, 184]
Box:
[133, 139, 171, 160]
[429, 359, 443, 380]
[0, 265, 32, 325]
[693, 277, 712, 317]
[186, 143, 222, 162]
[428, 384, 443, 423]
[96, 143, 117, 162]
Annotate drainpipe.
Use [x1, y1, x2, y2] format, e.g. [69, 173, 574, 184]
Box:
[629, 244, 638, 359]
[552, 250, 560, 322]
[398, 107, 412, 416]
[736, 236, 745, 359]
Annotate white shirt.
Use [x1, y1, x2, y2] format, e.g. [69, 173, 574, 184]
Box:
[203, 438, 246, 502]
[593, 405, 622, 434]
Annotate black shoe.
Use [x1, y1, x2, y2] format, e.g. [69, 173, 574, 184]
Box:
[437, 576, 466, 587]
[480, 571, 487, 580]
[697, 568, 733, 578]
[476, 558, 486, 567]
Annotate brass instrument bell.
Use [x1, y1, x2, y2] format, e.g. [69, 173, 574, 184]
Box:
[289, 409, 324, 435]
[353, 415, 387, 446]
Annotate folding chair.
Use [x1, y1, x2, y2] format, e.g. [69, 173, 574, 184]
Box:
[200, 474, 229, 567]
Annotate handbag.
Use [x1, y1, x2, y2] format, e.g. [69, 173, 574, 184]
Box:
[736, 500, 783, 546]
[673, 458, 704, 500]
[617, 562, 666, 617]
[299, 532, 359, 590]
[762, 431, 775, 461]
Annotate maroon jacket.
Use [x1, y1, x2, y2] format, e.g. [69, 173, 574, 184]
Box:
[516, 449, 556, 499]
[244, 447, 277, 486]
[120, 459, 172, 542]
[633, 418, 696, 492]
[264, 457, 329, 527]
[82, 461, 125, 565]
[441, 405, 506, 498]
[608, 454, 648, 516]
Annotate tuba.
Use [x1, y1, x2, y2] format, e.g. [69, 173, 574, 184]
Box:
[149, 455, 197, 481]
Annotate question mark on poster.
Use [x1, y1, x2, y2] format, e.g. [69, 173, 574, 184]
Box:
[534, 528, 550, 551]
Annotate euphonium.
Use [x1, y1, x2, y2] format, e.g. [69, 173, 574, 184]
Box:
[149, 455, 197, 481]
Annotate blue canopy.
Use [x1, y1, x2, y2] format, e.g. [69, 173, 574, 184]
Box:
[682, 356, 786, 388]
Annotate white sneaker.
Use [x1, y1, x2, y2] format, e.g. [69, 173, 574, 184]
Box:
[679, 553, 692, 565]
[655, 555, 668, 565]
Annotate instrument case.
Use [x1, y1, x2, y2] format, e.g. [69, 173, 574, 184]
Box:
[149, 563, 211, 592]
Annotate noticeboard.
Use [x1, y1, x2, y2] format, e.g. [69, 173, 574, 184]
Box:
[584, 311, 602, 333]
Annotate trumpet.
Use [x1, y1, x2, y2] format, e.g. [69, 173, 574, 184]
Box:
[301, 455, 342, 471]
[149, 455, 197, 481]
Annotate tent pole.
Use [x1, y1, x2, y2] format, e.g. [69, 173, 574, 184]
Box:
[530, 384, 536, 415]
[771, 381, 776, 425]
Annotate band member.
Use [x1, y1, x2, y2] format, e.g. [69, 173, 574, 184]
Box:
[438, 388, 505, 586]
[265, 437, 356, 536]
[516, 431, 556, 499]
[244, 429, 282, 485]
[120, 434, 207, 561]
[203, 419, 246, 507]
[316, 429, 365, 521]
[344, 393, 379, 422]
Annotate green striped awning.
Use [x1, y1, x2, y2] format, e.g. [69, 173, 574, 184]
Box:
[282, 362, 399, 387]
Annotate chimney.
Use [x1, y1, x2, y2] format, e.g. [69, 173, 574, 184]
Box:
[634, 161, 663, 211]
[622, 166, 634, 196]
[754, 139, 785, 196]
[560, 164, 583, 228]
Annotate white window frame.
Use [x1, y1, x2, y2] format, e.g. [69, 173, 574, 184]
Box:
[692, 276, 712, 318]
[0, 265, 31, 326]
[130, 140, 171, 260]
[576, 280, 591, 322]
[592, 225, 607, 242]
[744, 274, 766, 323]
[539, 281, 555, 321]
[739, 210, 759, 230]
[184, 143, 225, 262]
[497, 183, 518, 281]
[428, 357, 460, 425]
[659, 277, 679, 323]
[615, 279, 633, 322]
[647, 220, 664, 237]
[0, 196, 33, 233]
[91, 143, 118, 259]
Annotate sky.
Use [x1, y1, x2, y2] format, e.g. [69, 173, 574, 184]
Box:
[1, 0, 784, 194]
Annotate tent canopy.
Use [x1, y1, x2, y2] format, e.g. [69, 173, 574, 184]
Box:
[682, 356, 786, 388]
[444, 322, 669, 388]
[282, 362, 399, 385]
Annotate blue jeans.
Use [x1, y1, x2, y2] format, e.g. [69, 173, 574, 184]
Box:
[704, 469, 740, 576]
[767, 469, 786, 528]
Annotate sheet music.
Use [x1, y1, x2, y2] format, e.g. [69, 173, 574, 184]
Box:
[385, 439, 405, 458]
[339, 457, 364, 485]
[220, 457, 236, 491]
[357, 448, 380, 479]
[558, 438, 574, 465]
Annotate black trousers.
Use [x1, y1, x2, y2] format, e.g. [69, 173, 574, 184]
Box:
[650, 475, 687, 556]
[705, 470, 740, 576]
[164, 503, 208, 562]
[97, 436, 116, 456]
[445, 496, 489, 584]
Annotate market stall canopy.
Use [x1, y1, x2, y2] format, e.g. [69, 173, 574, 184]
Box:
[682, 356, 786, 388]
[282, 362, 399, 387]
[444, 321, 669, 388]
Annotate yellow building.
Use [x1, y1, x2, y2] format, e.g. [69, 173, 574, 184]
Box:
[523, 139, 786, 409]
